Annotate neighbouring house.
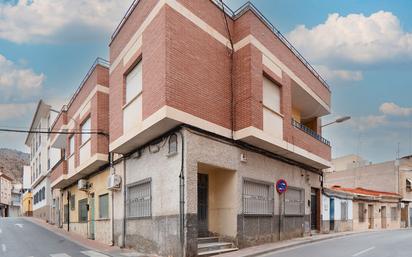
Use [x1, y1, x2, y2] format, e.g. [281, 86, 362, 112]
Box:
[0, 172, 12, 217]
[108, 0, 331, 256]
[48, 58, 112, 244]
[321, 187, 354, 233]
[8, 183, 22, 217]
[24, 100, 58, 222]
[325, 155, 412, 228]
[22, 191, 33, 217]
[331, 186, 402, 231]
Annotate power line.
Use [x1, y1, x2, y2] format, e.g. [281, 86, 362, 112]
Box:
[0, 128, 108, 137]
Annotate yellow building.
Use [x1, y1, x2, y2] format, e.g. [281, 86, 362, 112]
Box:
[61, 169, 112, 244]
[22, 191, 33, 216]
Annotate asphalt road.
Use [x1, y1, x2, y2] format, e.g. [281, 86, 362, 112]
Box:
[0, 217, 109, 257]
[259, 229, 412, 257]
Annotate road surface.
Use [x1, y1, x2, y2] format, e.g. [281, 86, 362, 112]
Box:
[259, 229, 412, 257]
[0, 217, 110, 257]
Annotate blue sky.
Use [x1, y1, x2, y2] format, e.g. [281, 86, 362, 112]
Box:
[1, 0, 412, 163]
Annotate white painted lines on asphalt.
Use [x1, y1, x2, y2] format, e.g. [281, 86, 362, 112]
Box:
[15, 223, 23, 228]
[1, 244, 6, 252]
[81, 250, 110, 257]
[0, 228, 2, 234]
[50, 254, 71, 257]
[352, 246, 375, 256]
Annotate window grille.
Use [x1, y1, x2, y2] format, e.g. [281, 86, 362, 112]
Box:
[341, 201, 348, 221]
[127, 179, 151, 218]
[284, 187, 305, 216]
[243, 179, 274, 215]
[359, 203, 365, 222]
[99, 194, 109, 219]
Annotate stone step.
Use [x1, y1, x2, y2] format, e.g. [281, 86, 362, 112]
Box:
[198, 242, 233, 251]
[197, 247, 239, 256]
[197, 237, 219, 244]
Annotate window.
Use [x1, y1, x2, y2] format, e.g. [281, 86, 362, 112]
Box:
[80, 117, 91, 144]
[78, 199, 88, 223]
[284, 187, 305, 216]
[391, 207, 398, 221]
[47, 115, 51, 139]
[38, 153, 41, 176]
[125, 61, 142, 104]
[99, 194, 109, 219]
[41, 187, 45, 201]
[359, 203, 365, 222]
[407, 179, 412, 191]
[341, 201, 348, 221]
[47, 147, 50, 171]
[243, 179, 274, 215]
[64, 204, 69, 224]
[70, 195, 75, 210]
[69, 135, 75, 156]
[262, 76, 281, 113]
[168, 134, 178, 155]
[127, 179, 151, 218]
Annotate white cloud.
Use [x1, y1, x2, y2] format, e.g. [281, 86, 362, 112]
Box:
[379, 102, 412, 116]
[0, 102, 36, 121]
[0, 0, 134, 43]
[350, 115, 388, 131]
[0, 54, 45, 100]
[288, 11, 412, 65]
[314, 65, 363, 81]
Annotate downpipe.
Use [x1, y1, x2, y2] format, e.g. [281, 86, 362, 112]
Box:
[177, 130, 185, 257]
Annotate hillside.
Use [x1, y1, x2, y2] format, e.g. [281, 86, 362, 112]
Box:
[0, 148, 29, 183]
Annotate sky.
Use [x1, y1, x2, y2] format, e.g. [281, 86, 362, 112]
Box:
[1, 0, 412, 163]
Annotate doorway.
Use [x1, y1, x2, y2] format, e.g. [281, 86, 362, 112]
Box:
[329, 198, 335, 231]
[198, 173, 209, 237]
[381, 206, 386, 229]
[310, 188, 319, 231]
[89, 193, 95, 240]
[368, 205, 374, 229]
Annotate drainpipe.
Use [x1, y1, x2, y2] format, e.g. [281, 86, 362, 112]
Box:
[109, 152, 115, 246]
[67, 191, 70, 232]
[177, 130, 185, 257]
[121, 155, 127, 248]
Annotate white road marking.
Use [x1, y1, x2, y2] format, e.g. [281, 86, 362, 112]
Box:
[352, 246, 375, 256]
[50, 254, 71, 257]
[81, 250, 110, 257]
[0, 228, 2, 233]
[1, 244, 6, 252]
[15, 223, 23, 228]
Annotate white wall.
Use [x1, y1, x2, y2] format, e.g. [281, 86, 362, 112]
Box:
[322, 194, 353, 221]
[32, 177, 51, 211]
[23, 166, 31, 190]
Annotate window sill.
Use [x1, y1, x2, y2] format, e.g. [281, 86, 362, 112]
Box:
[263, 104, 284, 118]
[80, 138, 91, 149]
[126, 216, 152, 220]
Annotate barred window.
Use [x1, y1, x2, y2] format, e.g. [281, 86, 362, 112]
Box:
[127, 179, 152, 218]
[78, 198, 88, 223]
[341, 201, 348, 221]
[243, 179, 274, 215]
[391, 207, 398, 221]
[64, 204, 69, 224]
[99, 194, 109, 219]
[285, 187, 305, 216]
[70, 195, 75, 211]
[359, 203, 365, 222]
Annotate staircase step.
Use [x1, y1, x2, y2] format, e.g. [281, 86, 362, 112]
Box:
[197, 237, 219, 244]
[198, 242, 233, 251]
[198, 247, 239, 256]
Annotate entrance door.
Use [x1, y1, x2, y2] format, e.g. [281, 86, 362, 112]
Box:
[198, 173, 208, 237]
[89, 194, 95, 240]
[311, 188, 318, 230]
[329, 198, 335, 231]
[381, 206, 386, 229]
[56, 197, 60, 226]
[368, 205, 374, 229]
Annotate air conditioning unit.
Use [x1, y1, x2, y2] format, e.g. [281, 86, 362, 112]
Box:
[107, 174, 122, 191]
[78, 179, 89, 191]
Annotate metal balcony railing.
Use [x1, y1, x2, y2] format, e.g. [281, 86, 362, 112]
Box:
[291, 119, 330, 146]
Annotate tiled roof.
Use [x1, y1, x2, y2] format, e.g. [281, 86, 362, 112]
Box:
[331, 186, 400, 198]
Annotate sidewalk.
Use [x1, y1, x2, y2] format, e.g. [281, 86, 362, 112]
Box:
[213, 229, 397, 257]
[23, 217, 158, 257]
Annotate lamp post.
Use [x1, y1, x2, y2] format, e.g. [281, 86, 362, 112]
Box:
[321, 116, 351, 128]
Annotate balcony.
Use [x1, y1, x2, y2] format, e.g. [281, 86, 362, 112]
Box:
[291, 119, 330, 146]
[50, 159, 68, 189]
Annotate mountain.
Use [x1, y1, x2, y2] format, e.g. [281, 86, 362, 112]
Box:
[0, 148, 29, 183]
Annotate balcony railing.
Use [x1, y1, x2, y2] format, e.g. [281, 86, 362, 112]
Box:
[291, 119, 330, 146]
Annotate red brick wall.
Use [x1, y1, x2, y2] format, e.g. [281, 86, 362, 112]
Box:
[49, 160, 67, 183]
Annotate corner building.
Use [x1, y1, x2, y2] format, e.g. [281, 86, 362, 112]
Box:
[109, 1, 332, 256]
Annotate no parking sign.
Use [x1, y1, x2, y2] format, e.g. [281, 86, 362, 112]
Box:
[276, 179, 288, 194]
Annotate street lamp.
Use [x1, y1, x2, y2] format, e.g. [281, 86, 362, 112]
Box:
[321, 116, 351, 128]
